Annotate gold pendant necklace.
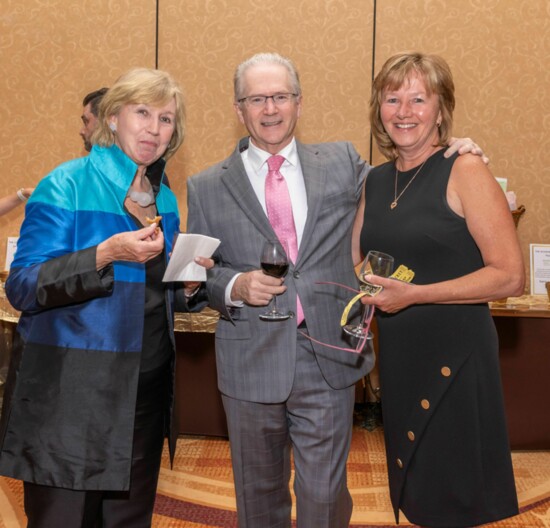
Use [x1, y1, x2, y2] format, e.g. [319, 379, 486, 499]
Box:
[391, 159, 428, 210]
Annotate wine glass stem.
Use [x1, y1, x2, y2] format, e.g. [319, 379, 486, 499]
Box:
[271, 294, 278, 314]
[360, 304, 374, 332]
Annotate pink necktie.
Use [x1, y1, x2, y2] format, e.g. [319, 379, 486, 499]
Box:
[265, 155, 304, 325]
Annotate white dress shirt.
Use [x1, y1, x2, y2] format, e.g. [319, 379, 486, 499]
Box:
[225, 137, 308, 306]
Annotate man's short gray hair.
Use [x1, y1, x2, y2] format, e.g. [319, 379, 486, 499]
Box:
[234, 52, 302, 101]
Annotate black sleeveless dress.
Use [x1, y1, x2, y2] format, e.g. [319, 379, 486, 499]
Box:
[360, 149, 518, 527]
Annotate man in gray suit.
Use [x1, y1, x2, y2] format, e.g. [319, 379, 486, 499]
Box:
[187, 52, 485, 527]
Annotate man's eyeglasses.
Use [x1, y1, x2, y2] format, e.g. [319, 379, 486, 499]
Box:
[238, 93, 298, 107]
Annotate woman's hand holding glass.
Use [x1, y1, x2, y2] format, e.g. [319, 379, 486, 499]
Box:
[361, 273, 417, 315]
[343, 250, 394, 339]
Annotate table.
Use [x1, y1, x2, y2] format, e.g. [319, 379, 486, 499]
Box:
[172, 309, 227, 437]
[489, 295, 550, 449]
[0, 288, 227, 437]
[178, 296, 550, 447]
[1, 290, 549, 447]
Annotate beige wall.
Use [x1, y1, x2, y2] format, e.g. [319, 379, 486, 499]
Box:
[0, 0, 157, 260]
[159, 0, 374, 220]
[374, 0, 550, 288]
[1, 0, 548, 287]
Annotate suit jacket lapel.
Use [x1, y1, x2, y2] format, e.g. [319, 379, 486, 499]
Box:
[220, 138, 275, 241]
[297, 141, 326, 265]
[219, 138, 328, 261]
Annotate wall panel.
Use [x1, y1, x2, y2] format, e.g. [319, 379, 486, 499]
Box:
[159, 0, 374, 228]
[374, 0, 550, 284]
[0, 0, 157, 263]
[0, 0, 547, 291]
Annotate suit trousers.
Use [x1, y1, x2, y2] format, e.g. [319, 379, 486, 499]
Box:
[222, 329, 355, 528]
[23, 361, 169, 528]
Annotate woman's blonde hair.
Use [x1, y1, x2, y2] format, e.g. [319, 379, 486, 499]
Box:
[93, 67, 185, 160]
[370, 52, 455, 160]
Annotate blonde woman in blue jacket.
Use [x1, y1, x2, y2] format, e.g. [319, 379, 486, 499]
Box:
[0, 68, 209, 527]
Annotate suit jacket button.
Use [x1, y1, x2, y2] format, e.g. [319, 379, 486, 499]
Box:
[396, 458, 403, 469]
[441, 366, 451, 377]
[288, 311, 296, 318]
[293, 271, 300, 279]
[421, 399, 430, 410]
[407, 431, 415, 441]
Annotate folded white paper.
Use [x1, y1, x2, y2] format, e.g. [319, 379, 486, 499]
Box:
[163, 233, 220, 282]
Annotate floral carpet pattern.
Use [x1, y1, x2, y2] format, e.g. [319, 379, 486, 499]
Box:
[1, 427, 549, 527]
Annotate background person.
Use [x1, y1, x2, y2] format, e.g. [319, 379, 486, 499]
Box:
[0, 67, 208, 527]
[81, 87, 172, 189]
[0, 188, 34, 216]
[353, 51, 524, 527]
[188, 52, 487, 528]
[80, 87, 109, 152]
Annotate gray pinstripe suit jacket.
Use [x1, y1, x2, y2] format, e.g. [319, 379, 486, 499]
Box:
[187, 137, 374, 403]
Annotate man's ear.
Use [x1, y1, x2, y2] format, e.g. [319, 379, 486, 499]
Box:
[234, 102, 245, 125]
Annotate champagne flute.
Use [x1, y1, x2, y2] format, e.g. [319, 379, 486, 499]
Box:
[259, 239, 290, 321]
[343, 250, 394, 338]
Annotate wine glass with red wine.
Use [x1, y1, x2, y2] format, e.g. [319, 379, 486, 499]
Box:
[259, 239, 290, 321]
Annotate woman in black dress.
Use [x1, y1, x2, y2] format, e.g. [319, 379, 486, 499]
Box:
[352, 52, 525, 527]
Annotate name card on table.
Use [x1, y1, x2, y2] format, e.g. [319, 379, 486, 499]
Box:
[4, 237, 18, 271]
[530, 243, 550, 295]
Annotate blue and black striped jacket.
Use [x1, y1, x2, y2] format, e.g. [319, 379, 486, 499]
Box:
[0, 144, 184, 490]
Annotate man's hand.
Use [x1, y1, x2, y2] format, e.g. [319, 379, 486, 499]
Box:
[231, 270, 287, 306]
[183, 257, 215, 296]
[194, 256, 215, 270]
[445, 137, 489, 164]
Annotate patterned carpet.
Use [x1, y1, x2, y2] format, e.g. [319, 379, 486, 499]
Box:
[1, 424, 549, 527]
